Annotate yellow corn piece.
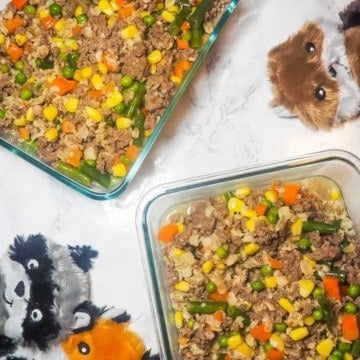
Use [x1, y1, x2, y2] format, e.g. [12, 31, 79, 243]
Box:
[91, 74, 104, 90]
[270, 333, 285, 351]
[98, 0, 114, 15]
[73, 69, 82, 82]
[303, 316, 315, 326]
[278, 298, 294, 313]
[228, 197, 245, 214]
[65, 39, 79, 51]
[173, 247, 185, 257]
[44, 128, 58, 142]
[14, 116, 26, 127]
[216, 262, 225, 270]
[75, 5, 83, 17]
[302, 255, 316, 268]
[85, 106, 103, 122]
[121, 25, 138, 39]
[177, 223, 185, 234]
[15, 34, 27, 46]
[25, 108, 34, 122]
[97, 62, 108, 75]
[298, 279, 315, 298]
[245, 219, 256, 232]
[202, 260, 214, 274]
[149, 64, 157, 75]
[54, 19, 65, 33]
[291, 219, 303, 236]
[264, 276, 277, 289]
[243, 209, 257, 219]
[116, 117, 132, 129]
[112, 163, 127, 177]
[289, 327, 309, 341]
[330, 186, 341, 200]
[243, 243, 260, 256]
[43, 106, 58, 121]
[170, 75, 181, 85]
[147, 50, 163, 65]
[235, 185, 251, 198]
[227, 334, 243, 350]
[38, 8, 50, 19]
[161, 9, 175, 22]
[168, 4, 179, 13]
[105, 90, 123, 108]
[345, 353, 354, 360]
[144, 129, 152, 137]
[64, 98, 79, 113]
[109, 0, 119, 10]
[81, 67, 93, 79]
[316, 338, 335, 357]
[0, 33, 5, 45]
[236, 342, 253, 357]
[174, 280, 190, 293]
[265, 189, 278, 203]
[174, 311, 183, 329]
[107, 15, 117, 28]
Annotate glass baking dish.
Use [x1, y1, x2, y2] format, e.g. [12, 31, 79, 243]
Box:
[136, 149, 360, 359]
[0, 0, 239, 200]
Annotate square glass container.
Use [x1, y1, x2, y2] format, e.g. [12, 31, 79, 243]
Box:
[0, 0, 240, 200]
[136, 149, 360, 359]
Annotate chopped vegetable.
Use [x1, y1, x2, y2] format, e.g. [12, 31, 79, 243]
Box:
[250, 323, 271, 341]
[158, 223, 179, 243]
[302, 220, 339, 234]
[281, 183, 300, 205]
[187, 301, 227, 315]
[49, 77, 77, 95]
[323, 276, 341, 301]
[342, 313, 359, 341]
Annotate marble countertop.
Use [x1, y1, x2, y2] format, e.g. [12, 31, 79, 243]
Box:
[1, 0, 359, 356]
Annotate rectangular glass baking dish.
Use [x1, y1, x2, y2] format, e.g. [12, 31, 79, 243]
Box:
[0, 0, 240, 200]
[136, 149, 360, 359]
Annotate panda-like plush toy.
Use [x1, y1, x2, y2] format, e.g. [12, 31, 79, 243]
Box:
[0, 233, 98, 357]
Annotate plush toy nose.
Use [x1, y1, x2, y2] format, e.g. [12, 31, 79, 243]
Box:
[14, 281, 25, 297]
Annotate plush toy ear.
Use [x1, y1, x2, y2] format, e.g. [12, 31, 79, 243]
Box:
[274, 105, 298, 119]
[68, 245, 98, 272]
[0, 334, 16, 356]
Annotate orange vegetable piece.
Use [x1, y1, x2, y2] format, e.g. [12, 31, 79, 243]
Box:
[180, 20, 191, 31]
[49, 77, 77, 96]
[209, 290, 228, 302]
[104, 82, 115, 92]
[266, 349, 285, 360]
[40, 15, 56, 30]
[213, 310, 224, 322]
[268, 257, 284, 269]
[254, 203, 268, 216]
[66, 148, 83, 168]
[62, 119, 76, 134]
[125, 145, 140, 162]
[176, 38, 189, 49]
[19, 127, 29, 140]
[6, 43, 23, 62]
[72, 24, 82, 36]
[282, 183, 300, 206]
[158, 223, 179, 243]
[5, 17, 25, 33]
[342, 313, 359, 341]
[224, 355, 232, 360]
[87, 89, 103, 99]
[178, 336, 188, 346]
[118, 4, 135, 19]
[11, 0, 28, 10]
[102, 53, 118, 72]
[323, 276, 341, 301]
[250, 323, 272, 342]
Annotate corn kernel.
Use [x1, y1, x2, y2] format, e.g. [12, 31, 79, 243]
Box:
[291, 219, 303, 236]
[38, 8, 50, 19]
[173, 247, 185, 257]
[73, 69, 82, 82]
[44, 128, 58, 142]
[265, 189, 278, 203]
[243, 243, 260, 256]
[64, 97, 79, 113]
[174, 311, 183, 329]
[144, 129, 152, 137]
[81, 67, 93, 78]
[147, 50, 163, 65]
[43, 106, 58, 122]
[270, 333, 285, 351]
[168, 4, 179, 13]
[98, 0, 114, 15]
[54, 19, 65, 33]
[316, 338, 335, 357]
[228, 197, 245, 215]
[264, 276, 277, 289]
[116, 117, 132, 129]
[121, 25, 138, 39]
[91, 74, 104, 90]
[302, 255, 316, 268]
[15, 34, 27, 47]
[174, 280, 190, 293]
[330, 186, 341, 200]
[298, 279, 315, 298]
[345, 353, 354, 360]
[202, 260, 214, 274]
[110, 0, 119, 10]
[107, 16, 117, 28]
[278, 298, 294, 313]
[177, 223, 185, 234]
[289, 327, 309, 341]
[235, 185, 251, 198]
[245, 219, 256, 232]
[161, 9, 175, 22]
[0, 33, 5, 45]
[236, 342, 253, 357]
[149, 63, 157, 75]
[65, 39, 79, 51]
[75, 5, 83, 17]
[14, 116, 26, 127]
[25, 108, 34, 122]
[216, 262, 225, 270]
[97, 62, 108, 75]
[227, 334, 243, 349]
[170, 75, 181, 85]
[243, 209, 257, 219]
[303, 316, 315, 326]
[105, 91, 123, 108]
[112, 163, 127, 177]
[85, 106, 103, 122]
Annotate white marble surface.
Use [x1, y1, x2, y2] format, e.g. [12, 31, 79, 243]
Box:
[1, 0, 360, 356]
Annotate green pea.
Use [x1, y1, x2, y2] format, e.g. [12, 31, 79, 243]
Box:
[143, 14, 156, 27]
[15, 72, 27, 85]
[251, 279, 264, 292]
[206, 281, 217, 294]
[216, 246, 229, 259]
[348, 285, 360, 298]
[14, 61, 25, 71]
[260, 264, 274, 276]
[76, 13, 89, 25]
[61, 66, 75, 79]
[129, 81, 139, 92]
[20, 89, 33, 101]
[218, 335, 228, 348]
[266, 207, 279, 224]
[263, 343, 273, 352]
[312, 308, 324, 321]
[331, 349, 345, 358]
[24, 4, 37, 15]
[313, 287, 325, 299]
[0, 64, 9, 73]
[113, 102, 126, 115]
[274, 322, 287, 332]
[298, 237, 311, 251]
[327, 355, 342, 360]
[344, 302, 358, 314]
[49, 3, 62, 16]
[337, 342, 351, 352]
[121, 155, 133, 166]
[121, 75, 133, 88]
[0, 108, 6, 119]
[187, 319, 195, 329]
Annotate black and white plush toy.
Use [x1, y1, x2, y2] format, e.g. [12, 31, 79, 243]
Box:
[0, 233, 98, 356]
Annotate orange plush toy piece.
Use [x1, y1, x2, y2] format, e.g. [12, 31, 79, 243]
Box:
[62, 302, 159, 360]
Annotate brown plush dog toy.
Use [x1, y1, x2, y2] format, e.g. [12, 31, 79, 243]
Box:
[268, 0, 360, 130]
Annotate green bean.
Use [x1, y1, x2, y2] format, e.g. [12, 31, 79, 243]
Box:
[190, 27, 203, 48]
[266, 207, 279, 224]
[56, 161, 91, 187]
[337, 342, 351, 352]
[223, 191, 234, 201]
[21, 139, 37, 155]
[226, 305, 250, 326]
[36, 58, 55, 69]
[318, 297, 336, 331]
[187, 301, 227, 315]
[132, 108, 145, 147]
[67, 52, 80, 69]
[124, 82, 146, 119]
[188, 0, 214, 29]
[302, 220, 339, 234]
[352, 340, 360, 357]
[169, 0, 191, 35]
[79, 161, 111, 188]
[325, 268, 346, 283]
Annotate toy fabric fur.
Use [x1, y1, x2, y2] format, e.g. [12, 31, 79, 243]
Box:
[267, 0, 360, 129]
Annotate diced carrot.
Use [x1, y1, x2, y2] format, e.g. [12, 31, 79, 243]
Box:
[61, 119, 76, 134]
[250, 323, 272, 342]
[5, 17, 25, 33]
[40, 15, 56, 30]
[342, 313, 359, 341]
[180, 20, 191, 31]
[125, 144, 140, 162]
[323, 276, 341, 301]
[115, 0, 126, 6]
[209, 290, 228, 302]
[49, 77, 77, 96]
[178, 336, 188, 346]
[102, 53, 118, 72]
[173, 59, 191, 80]
[158, 223, 179, 243]
[282, 183, 300, 206]
[254, 203, 268, 216]
[19, 127, 29, 140]
[268, 257, 284, 270]
[118, 4, 135, 19]
[266, 349, 285, 360]
[11, 0, 28, 10]
[72, 24, 82, 36]
[87, 89, 103, 99]
[6, 43, 23, 62]
[213, 310, 224, 322]
[66, 148, 83, 168]
[176, 38, 189, 49]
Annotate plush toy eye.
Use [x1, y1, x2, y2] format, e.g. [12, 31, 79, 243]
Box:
[27, 259, 39, 270]
[305, 42, 316, 53]
[78, 341, 90, 355]
[315, 86, 326, 101]
[30, 309, 43, 322]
